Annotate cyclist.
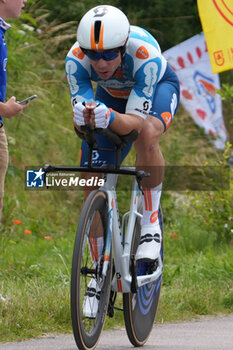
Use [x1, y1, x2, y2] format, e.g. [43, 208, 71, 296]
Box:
[66, 5, 180, 317]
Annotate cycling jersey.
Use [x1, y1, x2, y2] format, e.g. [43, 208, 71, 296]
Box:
[65, 25, 180, 167]
[0, 18, 11, 124]
[66, 25, 168, 119]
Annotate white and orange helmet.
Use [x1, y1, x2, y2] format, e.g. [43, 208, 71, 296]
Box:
[77, 5, 130, 50]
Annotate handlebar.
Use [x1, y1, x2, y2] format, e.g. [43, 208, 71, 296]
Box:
[75, 126, 138, 147]
[74, 126, 139, 169]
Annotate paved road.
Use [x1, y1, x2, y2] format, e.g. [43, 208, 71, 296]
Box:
[0, 315, 233, 350]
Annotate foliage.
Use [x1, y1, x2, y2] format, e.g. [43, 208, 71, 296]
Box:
[218, 84, 233, 124]
[27, 0, 201, 51]
[118, 0, 201, 50]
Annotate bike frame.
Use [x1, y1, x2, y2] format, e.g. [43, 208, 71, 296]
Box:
[99, 169, 163, 294]
[44, 162, 163, 294]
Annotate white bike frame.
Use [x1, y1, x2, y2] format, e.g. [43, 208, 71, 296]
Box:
[100, 168, 163, 294]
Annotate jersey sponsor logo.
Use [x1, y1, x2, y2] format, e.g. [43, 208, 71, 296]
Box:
[136, 46, 149, 59]
[66, 60, 79, 95]
[92, 150, 99, 161]
[161, 112, 172, 129]
[143, 100, 150, 112]
[135, 108, 148, 116]
[100, 79, 134, 89]
[170, 93, 178, 117]
[143, 62, 158, 98]
[72, 47, 85, 60]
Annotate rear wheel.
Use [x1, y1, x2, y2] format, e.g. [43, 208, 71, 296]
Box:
[71, 190, 112, 350]
[123, 206, 163, 346]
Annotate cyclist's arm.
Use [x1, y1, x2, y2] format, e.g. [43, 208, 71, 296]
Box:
[65, 48, 95, 107]
[109, 55, 163, 135]
[65, 54, 95, 132]
[109, 112, 144, 134]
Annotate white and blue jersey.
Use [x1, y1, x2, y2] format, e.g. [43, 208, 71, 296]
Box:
[66, 26, 168, 118]
[0, 18, 11, 124]
[65, 25, 180, 166]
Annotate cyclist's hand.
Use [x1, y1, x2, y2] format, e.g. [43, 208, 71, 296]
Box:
[93, 102, 115, 129]
[73, 102, 86, 126]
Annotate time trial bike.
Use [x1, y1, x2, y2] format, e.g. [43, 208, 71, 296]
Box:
[44, 126, 163, 350]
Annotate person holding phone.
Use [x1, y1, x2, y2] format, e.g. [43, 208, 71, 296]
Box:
[0, 0, 28, 222]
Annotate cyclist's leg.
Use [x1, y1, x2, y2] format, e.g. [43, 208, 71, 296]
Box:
[135, 64, 180, 187]
[135, 64, 180, 261]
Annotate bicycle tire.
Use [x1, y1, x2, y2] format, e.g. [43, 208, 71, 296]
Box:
[71, 190, 112, 350]
[123, 206, 164, 347]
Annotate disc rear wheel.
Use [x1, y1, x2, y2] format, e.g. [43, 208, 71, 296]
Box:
[123, 206, 163, 346]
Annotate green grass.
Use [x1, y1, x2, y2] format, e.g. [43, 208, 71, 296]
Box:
[1, 10, 233, 343]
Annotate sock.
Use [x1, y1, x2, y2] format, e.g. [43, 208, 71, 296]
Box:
[141, 183, 162, 226]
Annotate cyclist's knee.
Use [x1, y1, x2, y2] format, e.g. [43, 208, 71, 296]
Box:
[135, 117, 163, 150]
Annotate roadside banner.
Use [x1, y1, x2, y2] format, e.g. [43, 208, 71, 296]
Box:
[197, 0, 233, 73]
[163, 33, 227, 149]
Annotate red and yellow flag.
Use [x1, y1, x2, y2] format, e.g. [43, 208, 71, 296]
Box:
[197, 0, 233, 73]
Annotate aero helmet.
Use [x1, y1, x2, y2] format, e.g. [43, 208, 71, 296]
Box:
[77, 5, 130, 50]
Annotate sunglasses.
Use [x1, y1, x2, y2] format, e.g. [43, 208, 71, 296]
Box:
[81, 48, 121, 61]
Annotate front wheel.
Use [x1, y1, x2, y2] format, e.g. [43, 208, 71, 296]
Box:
[123, 206, 164, 347]
[71, 190, 112, 350]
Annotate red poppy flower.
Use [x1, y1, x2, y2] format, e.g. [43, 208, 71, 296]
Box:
[14, 220, 21, 225]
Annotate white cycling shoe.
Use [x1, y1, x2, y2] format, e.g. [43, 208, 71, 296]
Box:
[83, 278, 101, 318]
[135, 224, 162, 261]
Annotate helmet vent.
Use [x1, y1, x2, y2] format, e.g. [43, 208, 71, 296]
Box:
[94, 21, 102, 43]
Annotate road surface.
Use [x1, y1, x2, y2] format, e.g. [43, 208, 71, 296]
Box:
[0, 314, 232, 349]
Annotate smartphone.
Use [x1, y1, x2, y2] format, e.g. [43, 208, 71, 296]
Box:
[18, 95, 38, 104]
